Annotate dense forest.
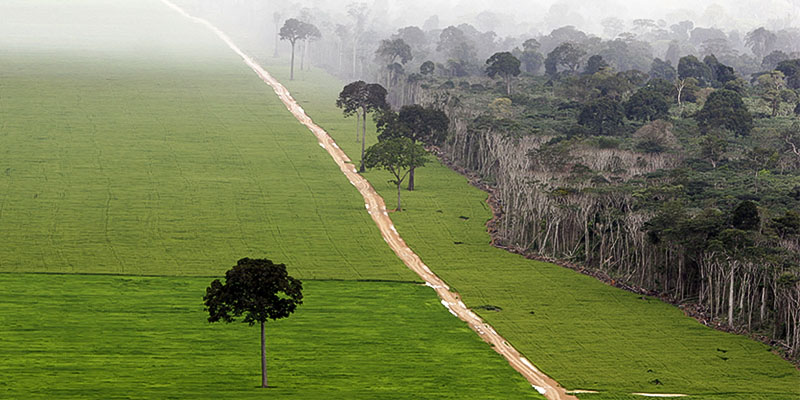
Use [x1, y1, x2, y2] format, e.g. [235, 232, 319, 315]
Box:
[189, 0, 800, 361]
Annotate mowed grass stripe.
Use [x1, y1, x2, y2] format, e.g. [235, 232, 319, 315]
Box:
[0, 0, 408, 280]
[0, 274, 537, 399]
[259, 62, 800, 398]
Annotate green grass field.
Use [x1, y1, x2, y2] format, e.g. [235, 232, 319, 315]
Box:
[0, 0, 409, 280]
[0, 274, 534, 399]
[255, 59, 800, 399]
[0, 1, 541, 398]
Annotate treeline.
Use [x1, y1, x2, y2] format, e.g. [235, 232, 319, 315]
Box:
[409, 55, 800, 358]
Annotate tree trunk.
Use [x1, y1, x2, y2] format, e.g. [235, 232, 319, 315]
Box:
[304, 40, 310, 71]
[584, 213, 590, 264]
[300, 41, 305, 71]
[261, 321, 268, 388]
[729, 269, 735, 329]
[290, 42, 296, 81]
[355, 109, 361, 142]
[754, 170, 759, 194]
[506, 76, 511, 96]
[360, 108, 367, 172]
[337, 41, 342, 72]
[397, 181, 403, 211]
[274, 27, 279, 58]
[407, 167, 415, 191]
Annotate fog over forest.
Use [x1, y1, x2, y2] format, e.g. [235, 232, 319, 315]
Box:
[276, 0, 800, 37]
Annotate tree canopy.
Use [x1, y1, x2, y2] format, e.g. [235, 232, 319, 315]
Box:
[486, 52, 521, 95]
[695, 89, 753, 137]
[756, 70, 789, 117]
[776, 59, 800, 89]
[374, 105, 448, 190]
[578, 98, 625, 136]
[420, 60, 435, 75]
[625, 87, 669, 122]
[678, 55, 713, 87]
[731, 201, 760, 231]
[204, 258, 303, 388]
[545, 42, 586, 77]
[336, 81, 389, 172]
[649, 58, 677, 81]
[745, 27, 777, 59]
[584, 55, 609, 75]
[336, 81, 388, 117]
[364, 137, 428, 210]
[376, 38, 413, 65]
[437, 26, 476, 62]
[279, 18, 321, 80]
[703, 54, 736, 87]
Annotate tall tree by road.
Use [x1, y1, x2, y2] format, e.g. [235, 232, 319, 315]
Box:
[279, 19, 320, 80]
[364, 137, 428, 211]
[204, 258, 303, 388]
[486, 52, 521, 96]
[336, 81, 389, 172]
[376, 105, 448, 190]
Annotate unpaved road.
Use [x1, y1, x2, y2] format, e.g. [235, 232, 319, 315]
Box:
[161, 1, 575, 398]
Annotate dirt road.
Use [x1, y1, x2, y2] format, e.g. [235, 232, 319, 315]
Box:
[160, 1, 577, 398]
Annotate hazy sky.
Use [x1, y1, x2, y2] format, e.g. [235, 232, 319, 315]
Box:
[332, 0, 800, 36]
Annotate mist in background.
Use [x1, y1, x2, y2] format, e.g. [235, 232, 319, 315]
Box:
[270, 0, 800, 37]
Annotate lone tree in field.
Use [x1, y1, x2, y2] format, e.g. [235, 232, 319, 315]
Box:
[364, 137, 428, 211]
[486, 52, 521, 96]
[204, 258, 303, 388]
[279, 18, 320, 80]
[336, 81, 388, 172]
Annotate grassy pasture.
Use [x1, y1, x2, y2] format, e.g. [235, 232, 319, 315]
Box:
[257, 61, 800, 398]
[0, 274, 536, 399]
[0, 0, 411, 280]
[0, 1, 542, 398]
